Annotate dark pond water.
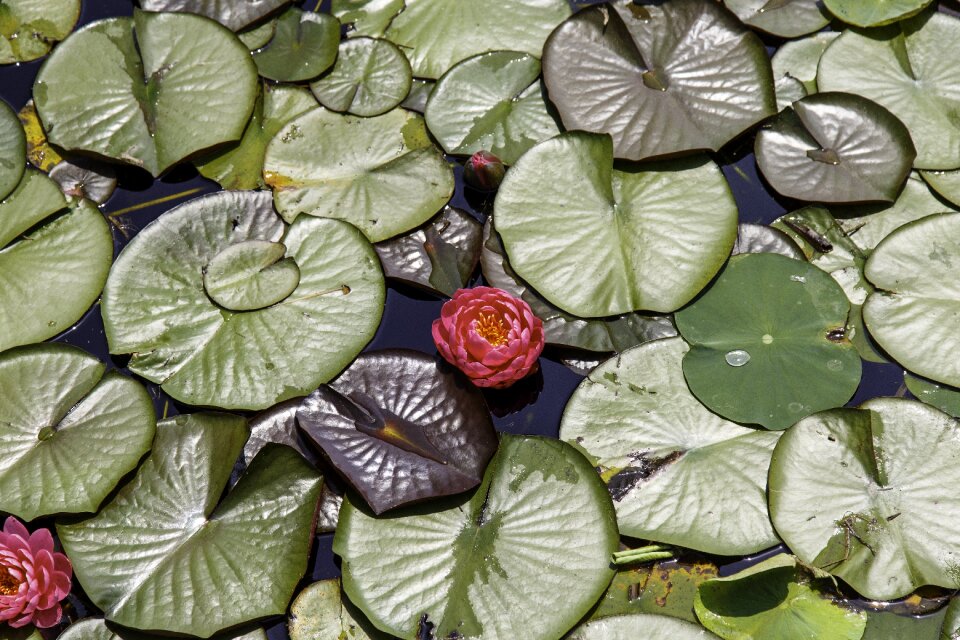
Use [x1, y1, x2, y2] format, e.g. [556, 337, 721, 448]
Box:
[0, 0, 920, 637]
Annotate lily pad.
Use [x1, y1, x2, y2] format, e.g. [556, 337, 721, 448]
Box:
[288, 579, 388, 640]
[0, 0, 80, 64]
[0, 170, 112, 352]
[49, 159, 117, 205]
[0, 99, 25, 201]
[920, 169, 960, 209]
[102, 190, 385, 410]
[18, 100, 62, 172]
[196, 83, 318, 190]
[823, 0, 934, 27]
[862, 213, 960, 387]
[561, 337, 782, 555]
[494, 131, 738, 316]
[138, 0, 291, 31]
[335, 435, 619, 639]
[768, 398, 960, 600]
[817, 12, 960, 170]
[904, 373, 960, 419]
[775, 75, 807, 113]
[733, 223, 807, 259]
[838, 173, 958, 253]
[401, 79, 435, 113]
[425, 50, 560, 165]
[0, 344, 155, 521]
[570, 614, 717, 640]
[59, 619, 266, 640]
[694, 555, 868, 639]
[332, 0, 404, 37]
[383, 0, 571, 79]
[264, 107, 454, 242]
[675, 253, 862, 430]
[298, 349, 499, 514]
[374, 205, 482, 297]
[252, 8, 339, 82]
[58, 413, 323, 637]
[310, 37, 412, 117]
[724, 0, 830, 38]
[541, 1, 776, 161]
[34, 11, 258, 177]
[771, 31, 841, 94]
[481, 220, 677, 352]
[237, 17, 277, 49]
[756, 93, 916, 204]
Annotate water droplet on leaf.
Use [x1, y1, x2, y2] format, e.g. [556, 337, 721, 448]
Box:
[724, 349, 751, 367]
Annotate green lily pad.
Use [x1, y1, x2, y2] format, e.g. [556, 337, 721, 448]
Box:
[203, 239, 301, 311]
[775, 75, 807, 113]
[862, 212, 960, 387]
[0, 344, 154, 521]
[332, 0, 404, 37]
[59, 618, 266, 640]
[288, 579, 389, 640]
[102, 190, 385, 410]
[920, 169, 960, 209]
[942, 597, 960, 639]
[0, 0, 80, 64]
[542, 1, 775, 161]
[817, 12, 960, 170]
[401, 79, 435, 113]
[724, 0, 830, 38]
[694, 555, 868, 640]
[733, 223, 806, 260]
[48, 159, 118, 205]
[252, 8, 339, 82]
[310, 37, 412, 117]
[482, 219, 677, 352]
[237, 17, 277, 49]
[138, 0, 291, 31]
[570, 614, 717, 640]
[0, 99, 25, 201]
[768, 398, 960, 600]
[425, 50, 560, 165]
[298, 349, 499, 514]
[838, 173, 958, 253]
[905, 373, 960, 418]
[0, 170, 112, 352]
[264, 107, 454, 242]
[495, 131, 738, 316]
[383, 0, 570, 79]
[675, 253, 862, 430]
[335, 435, 619, 640]
[58, 413, 323, 637]
[864, 608, 948, 640]
[374, 205, 482, 297]
[34, 11, 258, 177]
[772, 32, 841, 95]
[561, 337, 782, 555]
[196, 83, 318, 190]
[823, 0, 934, 27]
[756, 93, 916, 204]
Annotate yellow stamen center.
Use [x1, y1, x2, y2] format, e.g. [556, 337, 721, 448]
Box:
[474, 312, 509, 347]
[0, 567, 20, 596]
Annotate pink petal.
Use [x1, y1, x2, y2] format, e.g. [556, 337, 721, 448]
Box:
[2, 518, 29, 541]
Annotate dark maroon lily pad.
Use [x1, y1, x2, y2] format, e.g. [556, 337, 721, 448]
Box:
[297, 349, 499, 514]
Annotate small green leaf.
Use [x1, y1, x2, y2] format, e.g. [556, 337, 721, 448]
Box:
[724, 0, 830, 38]
[203, 240, 300, 311]
[310, 37, 412, 117]
[253, 8, 339, 82]
[288, 579, 390, 640]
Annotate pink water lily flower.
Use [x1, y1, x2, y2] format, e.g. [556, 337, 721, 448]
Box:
[0, 517, 72, 629]
[432, 286, 545, 389]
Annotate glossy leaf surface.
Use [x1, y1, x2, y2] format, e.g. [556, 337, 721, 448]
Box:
[59, 618, 266, 640]
[494, 132, 738, 316]
[0, 0, 80, 63]
[823, 0, 934, 27]
[253, 8, 339, 82]
[0, 344, 155, 521]
[561, 337, 781, 555]
[725, 0, 829, 38]
[904, 373, 960, 419]
[264, 107, 454, 242]
[542, 1, 776, 161]
[298, 349, 498, 514]
[138, 0, 291, 30]
[332, 0, 404, 37]
[676, 253, 861, 430]
[58, 413, 323, 637]
[102, 190, 385, 410]
[310, 37, 411, 117]
[0, 99, 25, 201]
[34, 12, 258, 176]
[769, 399, 960, 600]
[570, 614, 717, 640]
[335, 435, 619, 639]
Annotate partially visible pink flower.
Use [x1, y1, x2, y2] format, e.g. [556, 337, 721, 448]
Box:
[432, 286, 545, 389]
[463, 151, 505, 191]
[0, 517, 72, 629]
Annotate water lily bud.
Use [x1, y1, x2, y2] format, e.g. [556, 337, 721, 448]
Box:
[432, 286, 545, 389]
[463, 151, 505, 191]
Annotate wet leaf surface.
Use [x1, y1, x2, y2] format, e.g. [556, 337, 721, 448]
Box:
[58, 413, 323, 636]
[298, 349, 498, 514]
[253, 8, 339, 82]
[494, 132, 738, 316]
[139, 0, 291, 31]
[676, 253, 862, 430]
[0, 344, 155, 521]
[732, 223, 806, 259]
[570, 613, 718, 639]
[287, 579, 389, 640]
[332, 0, 404, 37]
[823, 0, 934, 27]
[542, 0, 776, 161]
[0, 0, 80, 63]
[310, 37, 412, 117]
[904, 373, 960, 418]
[725, 0, 830, 38]
[334, 435, 619, 640]
[771, 31, 840, 94]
